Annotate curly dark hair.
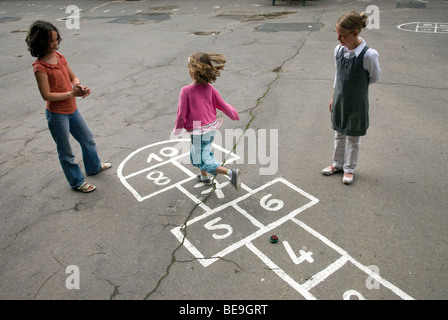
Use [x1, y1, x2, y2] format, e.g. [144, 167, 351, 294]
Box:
[25, 20, 62, 58]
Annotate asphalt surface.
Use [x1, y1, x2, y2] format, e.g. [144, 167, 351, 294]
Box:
[0, 0, 447, 302]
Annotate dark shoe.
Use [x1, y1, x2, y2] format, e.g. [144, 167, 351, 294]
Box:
[230, 169, 240, 191]
[196, 174, 214, 186]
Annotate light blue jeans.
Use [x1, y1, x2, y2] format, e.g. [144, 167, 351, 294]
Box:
[46, 109, 101, 189]
[190, 131, 221, 175]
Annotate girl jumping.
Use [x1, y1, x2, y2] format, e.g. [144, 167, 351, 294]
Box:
[173, 52, 241, 190]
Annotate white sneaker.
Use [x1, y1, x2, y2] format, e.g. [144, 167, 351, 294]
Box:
[321, 165, 343, 176]
[342, 173, 354, 185]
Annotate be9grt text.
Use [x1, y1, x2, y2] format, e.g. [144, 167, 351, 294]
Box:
[179, 304, 268, 317]
[223, 304, 268, 315]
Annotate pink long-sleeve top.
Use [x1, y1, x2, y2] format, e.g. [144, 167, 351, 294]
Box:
[173, 83, 239, 135]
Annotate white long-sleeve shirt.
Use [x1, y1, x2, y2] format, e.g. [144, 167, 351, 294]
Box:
[333, 38, 381, 87]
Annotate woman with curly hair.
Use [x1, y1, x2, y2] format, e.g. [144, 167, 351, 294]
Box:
[173, 52, 241, 190]
[26, 20, 111, 193]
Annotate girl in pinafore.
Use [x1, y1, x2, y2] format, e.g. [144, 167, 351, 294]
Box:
[173, 52, 241, 190]
[26, 21, 111, 193]
[322, 11, 381, 184]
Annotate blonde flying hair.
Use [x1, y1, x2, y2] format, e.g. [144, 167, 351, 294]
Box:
[188, 52, 226, 84]
[337, 11, 368, 34]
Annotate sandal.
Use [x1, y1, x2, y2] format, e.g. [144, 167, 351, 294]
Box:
[76, 182, 96, 193]
[100, 162, 112, 171]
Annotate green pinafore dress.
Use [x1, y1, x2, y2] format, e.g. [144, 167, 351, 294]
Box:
[331, 45, 370, 136]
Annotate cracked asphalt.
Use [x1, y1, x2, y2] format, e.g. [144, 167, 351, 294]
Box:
[1, 0, 447, 301]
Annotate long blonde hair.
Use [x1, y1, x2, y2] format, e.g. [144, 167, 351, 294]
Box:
[337, 11, 368, 33]
[188, 52, 226, 84]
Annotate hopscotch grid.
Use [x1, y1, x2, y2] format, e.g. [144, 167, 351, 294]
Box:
[290, 218, 414, 300]
[398, 21, 448, 33]
[118, 139, 242, 202]
[117, 139, 189, 178]
[119, 140, 414, 299]
[348, 255, 414, 300]
[301, 256, 348, 291]
[233, 203, 266, 229]
[171, 158, 196, 178]
[123, 152, 190, 180]
[246, 242, 317, 300]
[118, 138, 240, 181]
[175, 177, 316, 228]
[138, 176, 195, 202]
[175, 183, 212, 213]
[171, 178, 319, 267]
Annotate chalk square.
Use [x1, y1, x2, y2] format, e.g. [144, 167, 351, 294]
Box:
[250, 221, 342, 289]
[236, 178, 316, 227]
[308, 261, 406, 300]
[171, 178, 319, 267]
[179, 206, 260, 260]
[182, 175, 250, 210]
[124, 161, 194, 202]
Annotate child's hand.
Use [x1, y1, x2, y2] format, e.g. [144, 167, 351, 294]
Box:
[172, 128, 184, 135]
[73, 84, 91, 98]
[80, 85, 91, 98]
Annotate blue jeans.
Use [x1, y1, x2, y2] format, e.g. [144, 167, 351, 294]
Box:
[190, 131, 221, 175]
[46, 109, 101, 189]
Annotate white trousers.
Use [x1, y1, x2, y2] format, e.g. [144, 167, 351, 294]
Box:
[332, 131, 361, 174]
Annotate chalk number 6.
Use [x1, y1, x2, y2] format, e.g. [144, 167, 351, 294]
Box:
[260, 194, 284, 211]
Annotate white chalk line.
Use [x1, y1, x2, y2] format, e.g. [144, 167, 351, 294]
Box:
[397, 22, 448, 33]
[301, 256, 348, 291]
[291, 218, 414, 300]
[175, 183, 212, 213]
[171, 178, 318, 267]
[233, 203, 266, 229]
[246, 218, 413, 299]
[246, 242, 317, 300]
[117, 139, 242, 202]
[118, 140, 413, 299]
[123, 152, 190, 180]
